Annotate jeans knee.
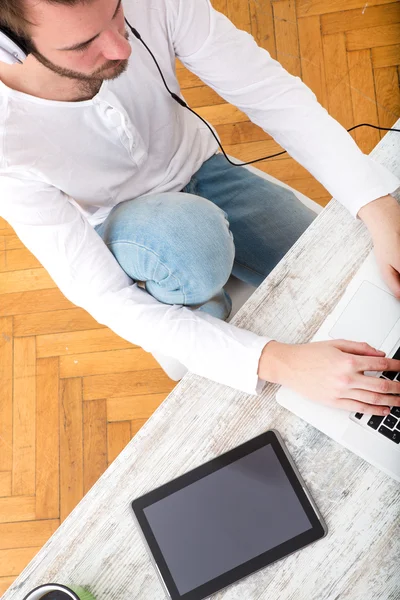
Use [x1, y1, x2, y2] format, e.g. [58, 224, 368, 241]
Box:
[101, 192, 235, 306]
[153, 192, 235, 304]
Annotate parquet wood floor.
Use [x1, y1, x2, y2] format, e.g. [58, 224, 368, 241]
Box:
[1, 0, 399, 594]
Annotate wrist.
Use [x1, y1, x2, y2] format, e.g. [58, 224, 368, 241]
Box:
[357, 193, 399, 232]
[257, 340, 288, 384]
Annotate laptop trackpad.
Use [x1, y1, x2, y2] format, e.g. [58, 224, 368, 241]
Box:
[328, 280, 400, 348]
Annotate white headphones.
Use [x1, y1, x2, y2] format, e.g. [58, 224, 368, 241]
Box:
[0, 26, 28, 64]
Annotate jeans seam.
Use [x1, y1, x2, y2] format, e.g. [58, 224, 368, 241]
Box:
[106, 240, 187, 303]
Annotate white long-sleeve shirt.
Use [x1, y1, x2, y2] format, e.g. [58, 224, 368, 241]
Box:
[1, 0, 399, 395]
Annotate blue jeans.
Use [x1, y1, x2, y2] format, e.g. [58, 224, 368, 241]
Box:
[94, 153, 317, 320]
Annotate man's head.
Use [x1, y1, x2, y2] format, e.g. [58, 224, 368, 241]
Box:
[0, 0, 131, 82]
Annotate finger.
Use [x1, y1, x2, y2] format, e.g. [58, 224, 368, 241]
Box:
[343, 387, 400, 407]
[353, 374, 400, 396]
[334, 339, 385, 356]
[358, 356, 400, 374]
[335, 398, 390, 416]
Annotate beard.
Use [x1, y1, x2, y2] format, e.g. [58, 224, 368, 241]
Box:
[27, 30, 130, 99]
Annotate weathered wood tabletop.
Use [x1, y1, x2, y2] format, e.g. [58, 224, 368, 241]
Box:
[4, 120, 400, 600]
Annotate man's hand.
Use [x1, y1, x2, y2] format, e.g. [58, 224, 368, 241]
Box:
[357, 194, 400, 299]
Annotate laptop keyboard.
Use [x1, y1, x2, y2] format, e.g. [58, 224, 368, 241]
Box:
[354, 343, 400, 444]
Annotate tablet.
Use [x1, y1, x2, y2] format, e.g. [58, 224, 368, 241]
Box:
[131, 429, 327, 600]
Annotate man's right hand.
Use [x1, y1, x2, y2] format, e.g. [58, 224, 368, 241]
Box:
[258, 339, 400, 416]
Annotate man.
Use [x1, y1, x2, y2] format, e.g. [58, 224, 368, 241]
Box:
[1, 0, 400, 414]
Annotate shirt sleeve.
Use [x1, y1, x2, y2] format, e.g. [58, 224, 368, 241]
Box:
[0, 171, 272, 395]
[166, 0, 400, 220]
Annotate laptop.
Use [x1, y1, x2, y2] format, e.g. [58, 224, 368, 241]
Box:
[275, 247, 400, 482]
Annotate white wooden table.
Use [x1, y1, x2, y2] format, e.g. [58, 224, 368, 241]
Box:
[4, 120, 400, 600]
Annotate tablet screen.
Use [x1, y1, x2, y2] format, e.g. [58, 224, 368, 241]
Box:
[142, 443, 313, 596]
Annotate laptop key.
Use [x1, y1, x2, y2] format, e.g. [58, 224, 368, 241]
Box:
[367, 415, 384, 430]
[354, 412, 363, 420]
[382, 371, 398, 381]
[383, 415, 397, 429]
[378, 425, 400, 444]
[390, 406, 400, 418]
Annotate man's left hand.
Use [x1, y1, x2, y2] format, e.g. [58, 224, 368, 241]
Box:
[357, 194, 400, 299]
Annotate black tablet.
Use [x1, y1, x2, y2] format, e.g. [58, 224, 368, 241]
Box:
[131, 429, 327, 600]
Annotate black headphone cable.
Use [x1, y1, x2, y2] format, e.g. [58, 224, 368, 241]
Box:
[125, 19, 400, 168]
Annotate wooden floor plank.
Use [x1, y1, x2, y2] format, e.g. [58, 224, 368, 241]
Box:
[176, 68, 204, 90]
[297, 0, 395, 19]
[195, 103, 249, 126]
[371, 43, 400, 68]
[0, 519, 59, 550]
[12, 337, 36, 496]
[249, 0, 276, 58]
[346, 23, 400, 51]
[374, 66, 400, 139]
[107, 393, 168, 422]
[83, 370, 175, 402]
[59, 347, 159, 378]
[0, 317, 13, 472]
[0, 576, 16, 596]
[323, 32, 355, 131]
[107, 422, 132, 465]
[214, 120, 272, 146]
[2, 247, 41, 272]
[13, 307, 102, 337]
[298, 15, 329, 109]
[60, 379, 83, 522]
[0, 288, 74, 318]
[131, 419, 149, 438]
[83, 400, 107, 495]
[0, 497, 36, 524]
[226, 0, 252, 34]
[0, 473, 12, 498]
[35, 357, 60, 520]
[273, 0, 302, 78]
[348, 49, 381, 154]
[181, 85, 225, 108]
[321, 2, 400, 35]
[0, 268, 55, 295]
[36, 327, 134, 359]
[0, 547, 42, 577]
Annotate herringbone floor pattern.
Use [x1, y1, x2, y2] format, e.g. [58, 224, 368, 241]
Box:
[1, 0, 399, 594]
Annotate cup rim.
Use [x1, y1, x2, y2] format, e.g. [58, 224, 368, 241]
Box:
[22, 583, 80, 600]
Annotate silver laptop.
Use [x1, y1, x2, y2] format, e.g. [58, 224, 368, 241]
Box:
[275, 248, 400, 482]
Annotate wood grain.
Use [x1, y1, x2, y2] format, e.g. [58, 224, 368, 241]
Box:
[35, 357, 60, 520]
[0, 520, 59, 550]
[107, 422, 132, 466]
[59, 378, 83, 522]
[83, 400, 107, 495]
[0, 318, 13, 472]
[12, 337, 36, 496]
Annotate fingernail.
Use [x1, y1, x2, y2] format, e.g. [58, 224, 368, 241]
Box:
[384, 408, 390, 415]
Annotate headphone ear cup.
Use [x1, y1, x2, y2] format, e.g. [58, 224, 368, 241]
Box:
[0, 26, 29, 64]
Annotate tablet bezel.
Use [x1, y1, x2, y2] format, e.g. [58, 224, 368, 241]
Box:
[131, 429, 327, 600]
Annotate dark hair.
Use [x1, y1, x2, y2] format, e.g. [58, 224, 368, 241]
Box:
[0, 0, 91, 42]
